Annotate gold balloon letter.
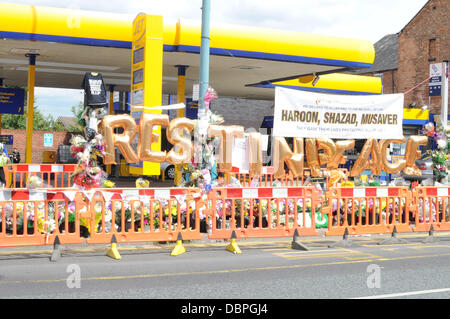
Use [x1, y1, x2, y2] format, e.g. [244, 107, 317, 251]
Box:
[272, 137, 304, 179]
[248, 132, 263, 176]
[166, 118, 195, 165]
[317, 138, 337, 168]
[208, 125, 244, 173]
[288, 138, 305, 178]
[403, 135, 428, 176]
[305, 138, 321, 177]
[138, 113, 169, 163]
[101, 114, 138, 165]
[272, 137, 293, 179]
[329, 140, 355, 170]
[350, 138, 381, 177]
[379, 138, 406, 173]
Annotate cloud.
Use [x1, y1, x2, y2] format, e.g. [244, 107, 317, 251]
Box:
[35, 87, 83, 119]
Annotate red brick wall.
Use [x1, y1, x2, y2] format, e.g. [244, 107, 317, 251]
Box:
[1, 129, 75, 163]
[397, 0, 450, 114]
[380, 69, 399, 94]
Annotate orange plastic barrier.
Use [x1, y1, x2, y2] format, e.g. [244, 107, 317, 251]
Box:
[206, 186, 321, 239]
[324, 187, 413, 236]
[226, 166, 347, 187]
[4, 185, 446, 249]
[4, 164, 76, 188]
[413, 186, 450, 232]
[0, 188, 84, 247]
[82, 187, 204, 244]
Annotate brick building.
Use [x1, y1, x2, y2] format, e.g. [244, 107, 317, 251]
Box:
[354, 0, 449, 116]
[1, 129, 74, 163]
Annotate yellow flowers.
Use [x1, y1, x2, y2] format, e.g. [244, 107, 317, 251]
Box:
[103, 180, 116, 188]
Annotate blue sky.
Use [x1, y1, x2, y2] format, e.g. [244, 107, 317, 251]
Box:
[35, 87, 84, 119]
[22, 0, 428, 118]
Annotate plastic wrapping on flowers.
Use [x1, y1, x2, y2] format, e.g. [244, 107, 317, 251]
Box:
[422, 121, 449, 184]
[0, 201, 67, 235]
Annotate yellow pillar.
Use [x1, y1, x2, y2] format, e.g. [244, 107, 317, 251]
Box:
[108, 85, 115, 115]
[129, 14, 164, 176]
[174, 65, 188, 185]
[25, 53, 38, 164]
[107, 85, 115, 175]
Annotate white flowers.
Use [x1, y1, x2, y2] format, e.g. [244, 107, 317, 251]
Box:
[437, 138, 447, 149]
[28, 175, 43, 188]
[44, 219, 56, 233]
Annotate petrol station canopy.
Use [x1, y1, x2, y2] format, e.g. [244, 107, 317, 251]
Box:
[0, 3, 380, 99]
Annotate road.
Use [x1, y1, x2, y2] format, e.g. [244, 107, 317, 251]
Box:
[1, 233, 450, 303]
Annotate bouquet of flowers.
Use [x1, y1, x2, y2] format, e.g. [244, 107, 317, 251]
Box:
[422, 121, 449, 183]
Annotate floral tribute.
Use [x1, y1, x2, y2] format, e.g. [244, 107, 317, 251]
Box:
[70, 108, 114, 189]
[421, 121, 449, 183]
[180, 87, 230, 191]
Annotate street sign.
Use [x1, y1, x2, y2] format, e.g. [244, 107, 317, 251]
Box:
[0, 88, 25, 114]
[429, 63, 443, 96]
[0, 135, 13, 145]
[185, 98, 198, 119]
[429, 85, 441, 96]
[44, 133, 53, 147]
[192, 84, 199, 101]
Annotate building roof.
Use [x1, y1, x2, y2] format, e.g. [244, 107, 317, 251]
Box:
[56, 116, 78, 130]
[351, 33, 398, 75]
[0, 3, 376, 100]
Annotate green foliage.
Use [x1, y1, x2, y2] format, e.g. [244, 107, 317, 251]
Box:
[67, 102, 85, 133]
[1, 104, 66, 131]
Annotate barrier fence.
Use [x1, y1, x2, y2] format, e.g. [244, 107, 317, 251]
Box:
[4, 164, 76, 188]
[0, 188, 85, 247]
[84, 187, 204, 244]
[206, 186, 321, 240]
[0, 187, 205, 248]
[0, 183, 449, 250]
[226, 166, 347, 187]
[323, 186, 413, 236]
[412, 186, 450, 232]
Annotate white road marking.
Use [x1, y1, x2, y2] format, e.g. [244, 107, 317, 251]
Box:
[355, 287, 450, 299]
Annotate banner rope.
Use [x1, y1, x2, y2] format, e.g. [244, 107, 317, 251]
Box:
[403, 76, 432, 95]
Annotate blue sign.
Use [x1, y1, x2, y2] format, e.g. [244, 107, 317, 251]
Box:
[44, 133, 53, 147]
[0, 88, 25, 114]
[0, 135, 13, 145]
[185, 98, 198, 120]
[261, 116, 274, 128]
[429, 85, 441, 97]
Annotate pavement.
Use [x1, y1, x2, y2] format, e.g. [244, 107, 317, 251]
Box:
[1, 227, 449, 258]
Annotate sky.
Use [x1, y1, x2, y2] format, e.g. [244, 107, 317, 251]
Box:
[7, 0, 429, 119]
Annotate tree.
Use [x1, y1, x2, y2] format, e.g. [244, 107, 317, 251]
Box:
[67, 102, 84, 133]
[1, 104, 66, 131]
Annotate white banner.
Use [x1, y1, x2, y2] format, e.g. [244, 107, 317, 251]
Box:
[273, 87, 404, 139]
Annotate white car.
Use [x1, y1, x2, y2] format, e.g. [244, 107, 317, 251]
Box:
[160, 162, 176, 179]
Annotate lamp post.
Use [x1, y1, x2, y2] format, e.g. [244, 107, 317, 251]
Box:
[194, 0, 211, 169]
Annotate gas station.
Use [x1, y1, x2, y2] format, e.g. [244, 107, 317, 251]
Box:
[0, 2, 383, 176]
[0, 1, 448, 259]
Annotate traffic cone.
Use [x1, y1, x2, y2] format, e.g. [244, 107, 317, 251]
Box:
[226, 231, 241, 254]
[291, 229, 309, 251]
[171, 232, 186, 256]
[106, 234, 122, 260]
[50, 235, 61, 262]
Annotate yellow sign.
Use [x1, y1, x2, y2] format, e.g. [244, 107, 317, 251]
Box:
[129, 13, 164, 176]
